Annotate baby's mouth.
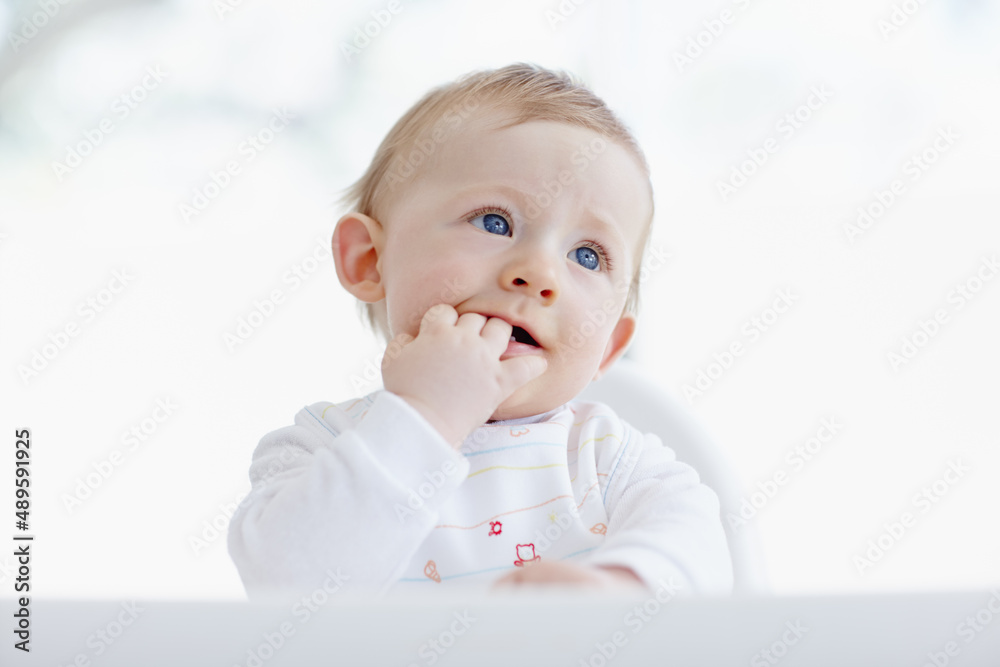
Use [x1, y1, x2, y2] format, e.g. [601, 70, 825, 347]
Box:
[509, 325, 540, 347]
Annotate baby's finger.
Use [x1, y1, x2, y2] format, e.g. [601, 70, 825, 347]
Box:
[480, 316, 514, 349]
[498, 355, 547, 395]
[419, 303, 457, 333]
[455, 311, 488, 335]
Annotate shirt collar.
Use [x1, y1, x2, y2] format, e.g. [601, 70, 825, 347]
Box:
[485, 403, 569, 426]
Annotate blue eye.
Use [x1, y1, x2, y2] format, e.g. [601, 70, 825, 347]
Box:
[470, 212, 510, 236]
[571, 246, 600, 271]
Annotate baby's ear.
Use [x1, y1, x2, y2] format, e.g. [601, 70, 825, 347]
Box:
[594, 313, 636, 381]
[331, 212, 385, 303]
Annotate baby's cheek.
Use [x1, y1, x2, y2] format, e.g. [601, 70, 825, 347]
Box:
[384, 298, 422, 341]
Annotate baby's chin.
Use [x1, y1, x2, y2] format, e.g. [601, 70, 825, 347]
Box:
[487, 382, 582, 423]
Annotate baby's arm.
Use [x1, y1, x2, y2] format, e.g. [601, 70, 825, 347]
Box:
[227, 391, 469, 598]
[582, 431, 734, 595]
[491, 429, 731, 595]
[492, 428, 732, 594]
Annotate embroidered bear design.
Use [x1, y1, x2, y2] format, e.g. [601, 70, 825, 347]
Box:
[514, 543, 541, 567]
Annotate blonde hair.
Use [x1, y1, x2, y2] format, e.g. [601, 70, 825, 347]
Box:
[336, 62, 654, 343]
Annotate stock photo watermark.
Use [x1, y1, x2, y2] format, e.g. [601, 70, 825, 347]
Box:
[51, 601, 144, 665]
[224, 235, 330, 351]
[51, 64, 168, 182]
[682, 288, 798, 404]
[61, 398, 178, 514]
[8, 0, 73, 53]
[843, 126, 958, 243]
[188, 490, 246, 556]
[384, 97, 481, 192]
[749, 620, 809, 667]
[523, 136, 607, 219]
[917, 590, 1000, 667]
[716, 84, 833, 202]
[673, 0, 757, 73]
[545, 0, 593, 29]
[887, 254, 998, 371]
[877, 0, 931, 40]
[576, 577, 681, 666]
[853, 458, 970, 575]
[179, 107, 296, 223]
[726, 417, 844, 531]
[394, 458, 464, 523]
[340, 0, 403, 62]
[214, 0, 249, 20]
[195, 444, 309, 555]
[549, 244, 670, 362]
[405, 610, 477, 667]
[17, 268, 135, 385]
[527, 512, 575, 557]
[230, 567, 351, 667]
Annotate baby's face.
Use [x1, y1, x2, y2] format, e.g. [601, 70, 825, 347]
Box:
[376, 112, 651, 419]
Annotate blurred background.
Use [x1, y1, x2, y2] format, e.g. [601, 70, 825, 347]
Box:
[1, 0, 998, 600]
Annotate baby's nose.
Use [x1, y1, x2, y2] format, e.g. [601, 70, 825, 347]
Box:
[511, 276, 556, 302]
[500, 246, 560, 303]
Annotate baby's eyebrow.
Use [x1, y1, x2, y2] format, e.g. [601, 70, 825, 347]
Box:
[578, 209, 627, 250]
[452, 183, 531, 210]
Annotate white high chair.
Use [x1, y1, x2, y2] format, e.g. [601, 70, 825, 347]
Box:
[579, 355, 770, 595]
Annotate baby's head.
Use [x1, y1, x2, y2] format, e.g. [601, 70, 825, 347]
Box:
[333, 63, 654, 419]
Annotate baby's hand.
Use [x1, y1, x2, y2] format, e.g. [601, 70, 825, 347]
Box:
[491, 561, 647, 591]
[382, 304, 547, 447]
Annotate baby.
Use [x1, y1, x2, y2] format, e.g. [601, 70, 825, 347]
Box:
[228, 63, 733, 599]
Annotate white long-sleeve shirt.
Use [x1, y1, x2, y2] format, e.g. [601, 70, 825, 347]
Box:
[227, 390, 733, 599]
